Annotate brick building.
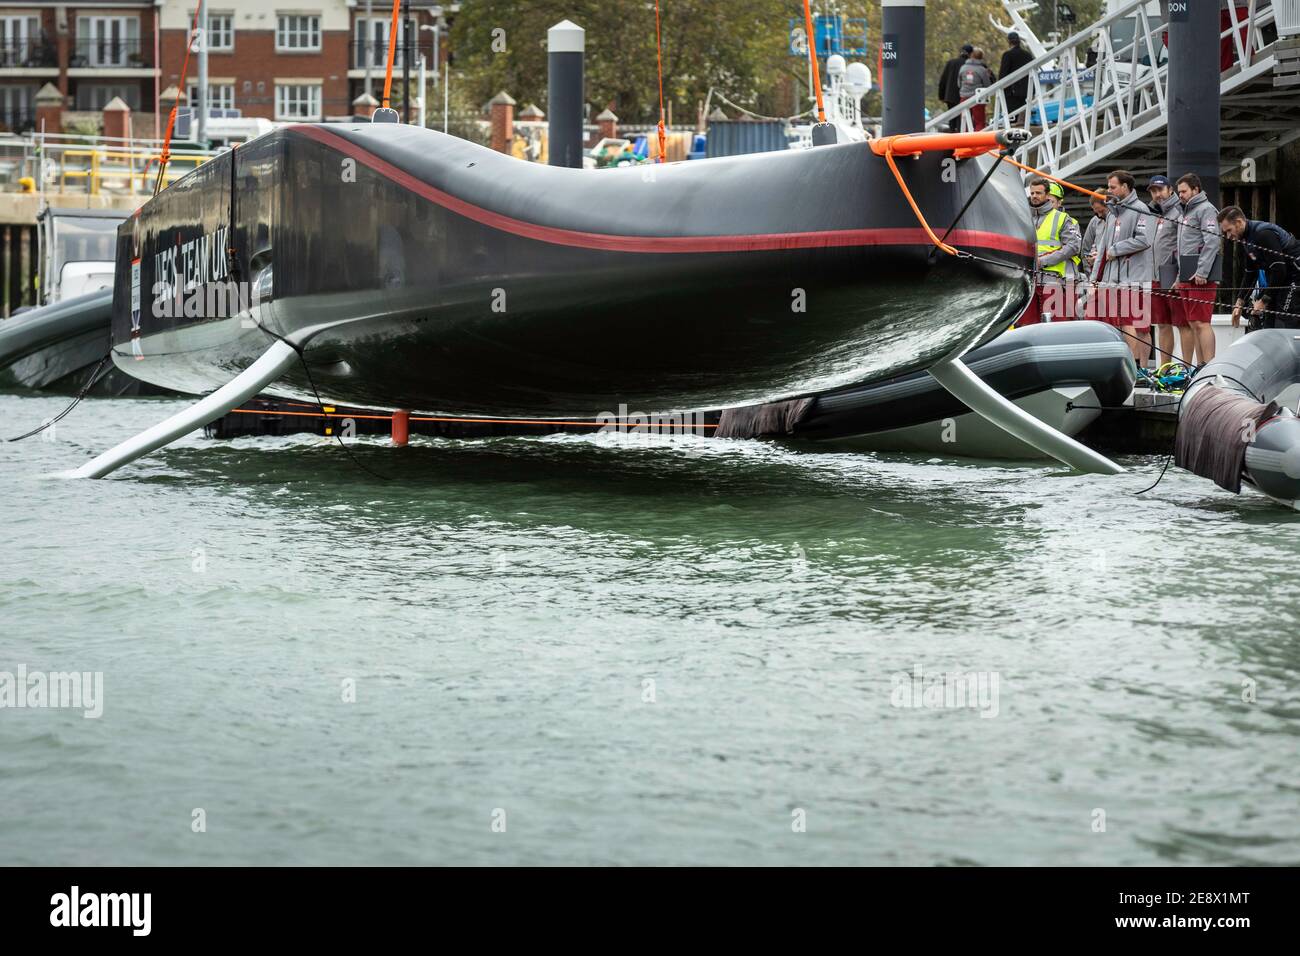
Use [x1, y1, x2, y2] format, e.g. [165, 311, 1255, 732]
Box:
[0, 1, 158, 132]
[157, 0, 455, 124]
[0, 0, 457, 135]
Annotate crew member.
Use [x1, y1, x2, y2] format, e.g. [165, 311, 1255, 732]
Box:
[1145, 175, 1183, 371]
[1172, 173, 1221, 363]
[957, 50, 994, 130]
[1020, 177, 1081, 325]
[1088, 170, 1154, 366]
[999, 32, 1034, 125]
[938, 44, 973, 132]
[1081, 194, 1109, 267]
[1218, 206, 1300, 330]
[1077, 193, 1109, 317]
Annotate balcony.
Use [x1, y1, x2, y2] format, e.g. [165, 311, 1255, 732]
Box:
[71, 38, 149, 70]
[0, 37, 57, 69]
[351, 40, 414, 71]
[0, 108, 35, 133]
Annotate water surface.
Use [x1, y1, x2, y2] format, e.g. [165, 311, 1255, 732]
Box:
[1, 394, 1297, 865]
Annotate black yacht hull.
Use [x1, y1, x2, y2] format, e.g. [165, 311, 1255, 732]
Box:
[112, 124, 1033, 417]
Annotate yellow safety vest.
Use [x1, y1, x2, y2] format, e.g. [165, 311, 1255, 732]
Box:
[1036, 208, 1080, 276]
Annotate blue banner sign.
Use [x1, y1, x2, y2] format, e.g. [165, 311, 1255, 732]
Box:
[789, 16, 869, 57]
[1037, 67, 1096, 85]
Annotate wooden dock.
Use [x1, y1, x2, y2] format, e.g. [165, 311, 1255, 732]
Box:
[1079, 388, 1181, 455]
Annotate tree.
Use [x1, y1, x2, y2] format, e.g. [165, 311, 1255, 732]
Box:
[451, 0, 804, 127]
[449, 1, 1101, 131]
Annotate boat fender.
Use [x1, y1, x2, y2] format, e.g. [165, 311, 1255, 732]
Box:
[1174, 386, 1279, 493]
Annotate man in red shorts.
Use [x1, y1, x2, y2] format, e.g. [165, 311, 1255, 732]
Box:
[1173, 174, 1221, 365]
[1145, 175, 1183, 370]
[1087, 170, 1154, 366]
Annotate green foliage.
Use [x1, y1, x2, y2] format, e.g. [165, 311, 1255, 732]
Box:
[451, 0, 805, 125]
[1023, 0, 1107, 46]
[449, 0, 1107, 128]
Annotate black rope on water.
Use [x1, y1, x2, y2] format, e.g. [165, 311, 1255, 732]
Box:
[1133, 372, 1265, 495]
[6, 351, 114, 442]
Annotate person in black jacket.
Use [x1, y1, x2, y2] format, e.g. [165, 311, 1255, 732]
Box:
[999, 33, 1034, 125]
[1218, 206, 1300, 330]
[938, 44, 973, 132]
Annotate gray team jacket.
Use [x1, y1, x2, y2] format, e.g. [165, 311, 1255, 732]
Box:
[1176, 191, 1222, 281]
[1091, 190, 1154, 285]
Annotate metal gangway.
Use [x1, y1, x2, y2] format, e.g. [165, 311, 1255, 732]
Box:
[0, 132, 226, 198]
[929, 0, 1300, 188]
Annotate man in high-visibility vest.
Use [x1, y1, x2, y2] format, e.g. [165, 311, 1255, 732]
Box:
[1019, 178, 1082, 325]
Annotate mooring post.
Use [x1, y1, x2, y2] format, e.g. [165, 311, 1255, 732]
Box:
[1166, 0, 1221, 204]
[392, 409, 410, 446]
[547, 20, 585, 168]
[881, 0, 926, 136]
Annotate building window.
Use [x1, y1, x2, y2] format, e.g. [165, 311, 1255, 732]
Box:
[0, 84, 37, 131]
[276, 15, 320, 52]
[0, 16, 43, 69]
[187, 83, 236, 114]
[275, 83, 321, 121]
[354, 17, 405, 69]
[205, 13, 234, 52]
[76, 83, 141, 112]
[75, 16, 142, 68]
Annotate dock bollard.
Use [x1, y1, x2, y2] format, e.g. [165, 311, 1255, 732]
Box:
[392, 409, 410, 446]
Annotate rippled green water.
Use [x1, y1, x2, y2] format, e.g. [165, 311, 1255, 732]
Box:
[1, 393, 1298, 866]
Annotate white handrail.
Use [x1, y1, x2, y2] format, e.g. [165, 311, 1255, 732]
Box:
[928, 0, 1280, 180]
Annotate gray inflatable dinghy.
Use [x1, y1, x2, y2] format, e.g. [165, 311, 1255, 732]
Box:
[717, 320, 1136, 458]
[0, 289, 137, 395]
[1178, 328, 1300, 510]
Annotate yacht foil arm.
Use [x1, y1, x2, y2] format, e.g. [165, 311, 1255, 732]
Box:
[69, 339, 300, 479]
[927, 355, 1124, 475]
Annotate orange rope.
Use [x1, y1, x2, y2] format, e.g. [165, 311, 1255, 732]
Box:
[154, 2, 204, 195]
[653, 0, 667, 163]
[869, 132, 1015, 257]
[801, 0, 827, 124]
[381, 0, 402, 109]
[228, 408, 717, 429]
[881, 147, 958, 256]
[1000, 154, 1106, 201]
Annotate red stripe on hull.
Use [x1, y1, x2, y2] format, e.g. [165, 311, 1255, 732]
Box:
[291, 125, 1034, 259]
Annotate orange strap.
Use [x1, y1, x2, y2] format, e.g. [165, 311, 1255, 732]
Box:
[881, 147, 958, 257]
[229, 407, 718, 429]
[870, 130, 1008, 157]
[155, 2, 204, 194]
[870, 131, 1014, 258]
[653, 0, 667, 163]
[1000, 154, 1106, 201]
[801, 0, 826, 124]
[381, 0, 402, 109]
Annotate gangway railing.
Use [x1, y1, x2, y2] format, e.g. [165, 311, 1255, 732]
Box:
[2, 131, 225, 197]
[55, 147, 210, 195]
[929, 0, 1281, 181]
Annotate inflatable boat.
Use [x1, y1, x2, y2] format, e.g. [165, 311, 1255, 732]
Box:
[110, 123, 1033, 416]
[1177, 328, 1300, 510]
[717, 320, 1136, 457]
[0, 290, 142, 395]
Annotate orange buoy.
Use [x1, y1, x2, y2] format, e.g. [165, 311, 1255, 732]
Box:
[391, 409, 410, 446]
